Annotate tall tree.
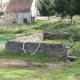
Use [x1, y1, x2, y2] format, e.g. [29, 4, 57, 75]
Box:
[39, 0, 55, 20]
[54, 0, 66, 19]
[54, 0, 80, 24]
[65, 0, 80, 24]
[73, 0, 80, 15]
[65, 0, 76, 24]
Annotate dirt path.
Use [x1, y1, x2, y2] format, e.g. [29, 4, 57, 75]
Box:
[0, 59, 70, 70]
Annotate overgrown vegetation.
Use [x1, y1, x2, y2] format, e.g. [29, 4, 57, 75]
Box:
[1, 17, 80, 35]
[0, 17, 80, 80]
[0, 17, 80, 56]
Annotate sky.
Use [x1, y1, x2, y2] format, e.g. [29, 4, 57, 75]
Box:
[0, 0, 9, 3]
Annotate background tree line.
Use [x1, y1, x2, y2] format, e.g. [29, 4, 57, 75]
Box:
[39, 0, 80, 24]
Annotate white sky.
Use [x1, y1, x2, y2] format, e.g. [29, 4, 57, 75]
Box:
[0, 0, 9, 3]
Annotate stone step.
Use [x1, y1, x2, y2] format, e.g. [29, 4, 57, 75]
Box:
[68, 56, 78, 61]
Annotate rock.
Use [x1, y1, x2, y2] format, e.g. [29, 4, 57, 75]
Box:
[68, 56, 78, 61]
[5, 33, 70, 57]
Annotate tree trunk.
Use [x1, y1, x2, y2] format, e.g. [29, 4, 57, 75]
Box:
[47, 16, 50, 27]
[61, 16, 63, 22]
[48, 16, 50, 20]
[71, 16, 73, 25]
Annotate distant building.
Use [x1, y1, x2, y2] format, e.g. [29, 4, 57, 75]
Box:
[5, 0, 37, 24]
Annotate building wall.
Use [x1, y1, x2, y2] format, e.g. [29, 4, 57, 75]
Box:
[31, 0, 37, 17]
[5, 12, 31, 24]
[30, 0, 37, 22]
[16, 13, 31, 24]
[4, 0, 37, 24]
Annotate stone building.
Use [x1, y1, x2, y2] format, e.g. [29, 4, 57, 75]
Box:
[5, 0, 37, 24]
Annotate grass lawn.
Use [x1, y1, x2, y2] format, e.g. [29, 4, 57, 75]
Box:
[0, 48, 80, 80]
[0, 19, 80, 56]
[0, 17, 80, 80]
[0, 49, 67, 62]
[0, 58, 79, 80]
[0, 48, 79, 80]
[0, 34, 17, 41]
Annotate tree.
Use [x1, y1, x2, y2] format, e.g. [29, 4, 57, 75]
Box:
[54, 0, 80, 24]
[54, 0, 66, 20]
[65, 0, 80, 24]
[73, 0, 80, 15]
[65, 0, 75, 24]
[39, 0, 55, 20]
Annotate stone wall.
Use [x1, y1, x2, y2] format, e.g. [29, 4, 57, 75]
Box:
[12, 33, 43, 43]
[43, 32, 70, 39]
[6, 42, 69, 57]
[5, 33, 70, 57]
[43, 32, 80, 40]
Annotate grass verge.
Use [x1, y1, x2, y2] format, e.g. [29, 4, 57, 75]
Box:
[0, 49, 67, 62]
[0, 59, 79, 80]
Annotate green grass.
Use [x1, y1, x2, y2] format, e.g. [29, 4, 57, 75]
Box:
[32, 62, 49, 67]
[0, 49, 80, 80]
[0, 49, 67, 62]
[39, 39, 62, 44]
[0, 34, 17, 41]
[0, 59, 79, 80]
[0, 18, 80, 34]
[0, 17, 80, 80]
[0, 19, 80, 40]
[0, 19, 80, 56]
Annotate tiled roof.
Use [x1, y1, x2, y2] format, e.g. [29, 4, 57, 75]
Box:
[6, 0, 33, 13]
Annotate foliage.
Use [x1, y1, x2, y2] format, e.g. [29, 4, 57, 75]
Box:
[72, 0, 80, 15]
[0, 19, 80, 35]
[54, 0, 66, 19]
[0, 12, 4, 16]
[0, 19, 80, 56]
[0, 19, 80, 80]
[4, 13, 15, 26]
[54, 0, 80, 24]
[39, 0, 55, 19]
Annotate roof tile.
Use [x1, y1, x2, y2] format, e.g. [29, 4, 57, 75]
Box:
[6, 0, 33, 13]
